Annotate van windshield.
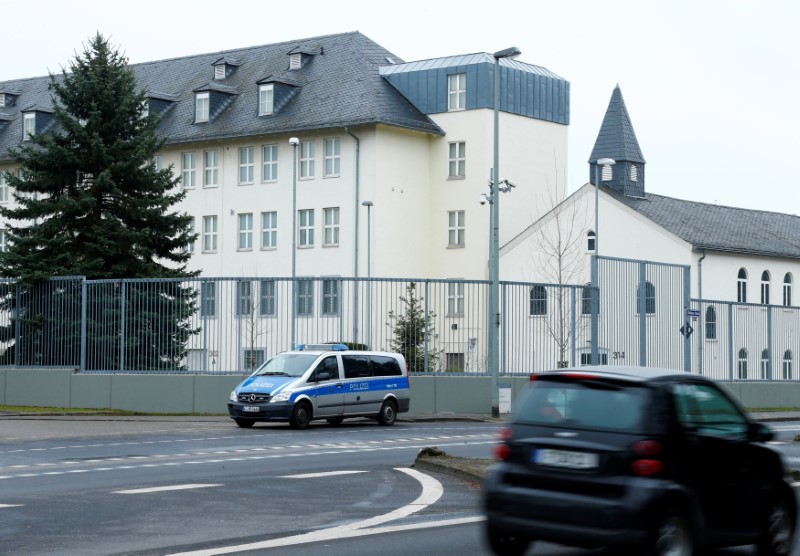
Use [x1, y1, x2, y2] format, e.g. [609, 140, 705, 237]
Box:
[252, 354, 318, 377]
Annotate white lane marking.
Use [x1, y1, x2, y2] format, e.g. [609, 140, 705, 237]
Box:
[166, 467, 443, 556]
[0, 504, 24, 508]
[280, 470, 368, 479]
[0, 440, 495, 480]
[114, 484, 222, 495]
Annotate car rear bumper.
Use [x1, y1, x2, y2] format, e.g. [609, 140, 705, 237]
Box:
[483, 465, 669, 549]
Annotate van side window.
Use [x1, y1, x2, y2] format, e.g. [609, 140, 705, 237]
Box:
[312, 356, 339, 382]
[371, 355, 402, 377]
[342, 355, 372, 379]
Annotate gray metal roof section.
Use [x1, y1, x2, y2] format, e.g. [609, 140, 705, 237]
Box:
[379, 53, 564, 80]
[589, 85, 644, 164]
[380, 53, 569, 124]
[608, 188, 800, 259]
[0, 31, 443, 162]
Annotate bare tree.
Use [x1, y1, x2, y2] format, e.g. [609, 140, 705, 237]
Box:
[527, 171, 592, 368]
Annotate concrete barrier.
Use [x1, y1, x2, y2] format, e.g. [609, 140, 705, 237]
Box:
[1, 368, 798, 415]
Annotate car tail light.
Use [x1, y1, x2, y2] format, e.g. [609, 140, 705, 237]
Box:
[492, 426, 512, 461]
[631, 439, 664, 476]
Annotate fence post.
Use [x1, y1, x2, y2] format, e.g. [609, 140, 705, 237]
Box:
[80, 278, 87, 372]
[120, 281, 126, 372]
[638, 262, 647, 366]
[767, 305, 773, 379]
[571, 285, 577, 367]
[501, 282, 507, 375]
[590, 255, 599, 365]
[728, 302, 734, 380]
[14, 282, 20, 366]
[424, 279, 430, 373]
[683, 266, 691, 372]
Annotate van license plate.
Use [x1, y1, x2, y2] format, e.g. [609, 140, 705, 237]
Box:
[242, 405, 260, 413]
[534, 449, 597, 469]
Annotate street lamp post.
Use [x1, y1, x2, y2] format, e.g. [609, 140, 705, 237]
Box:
[362, 200, 373, 349]
[591, 158, 614, 365]
[490, 46, 521, 418]
[289, 137, 299, 349]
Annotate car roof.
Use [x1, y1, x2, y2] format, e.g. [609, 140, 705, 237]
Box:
[539, 365, 696, 383]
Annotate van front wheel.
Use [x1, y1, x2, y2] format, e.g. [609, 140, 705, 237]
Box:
[290, 402, 312, 429]
[377, 400, 397, 426]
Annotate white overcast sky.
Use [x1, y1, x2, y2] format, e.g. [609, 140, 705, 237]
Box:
[2, 0, 798, 215]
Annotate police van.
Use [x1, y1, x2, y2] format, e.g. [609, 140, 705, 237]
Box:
[227, 344, 411, 429]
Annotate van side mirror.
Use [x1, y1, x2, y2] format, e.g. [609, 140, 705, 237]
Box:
[315, 371, 332, 382]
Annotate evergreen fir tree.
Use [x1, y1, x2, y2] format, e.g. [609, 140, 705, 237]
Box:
[386, 282, 439, 373]
[0, 34, 197, 370]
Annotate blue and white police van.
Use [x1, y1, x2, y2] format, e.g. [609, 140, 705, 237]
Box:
[227, 344, 411, 429]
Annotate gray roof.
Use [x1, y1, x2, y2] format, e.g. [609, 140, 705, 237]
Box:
[589, 85, 644, 164]
[379, 53, 564, 80]
[608, 188, 800, 259]
[0, 31, 443, 162]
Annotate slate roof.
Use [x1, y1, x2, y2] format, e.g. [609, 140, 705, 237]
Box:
[608, 187, 800, 260]
[0, 31, 443, 162]
[589, 85, 644, 164]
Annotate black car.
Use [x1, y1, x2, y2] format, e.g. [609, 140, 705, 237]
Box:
[483, 366, 797, 555]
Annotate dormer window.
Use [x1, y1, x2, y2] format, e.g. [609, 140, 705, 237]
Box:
[195, 92, 210, 123]
[214, 65, 226, 80]
[23, 113, 35, 140]
[0, 94, 5, 108]
[259, 84, 274, 116]
[289, 53, 302, 70]
[211, 57, 241, 81]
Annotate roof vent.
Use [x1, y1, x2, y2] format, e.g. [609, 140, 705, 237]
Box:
[289, 53, 302, 70]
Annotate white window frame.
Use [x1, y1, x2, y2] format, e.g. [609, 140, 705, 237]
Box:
[261, 211, 277, 249]
[239, 146, 255, 184]
[299, 209, 314, 247]
[448, 73, 466, 111]
[238, 213, 253, 250]
[262, 144, 278, 182]
[300, 141, 315, 179]
[202, 215, 218, 252]
[236, 280, 253, 316]
[258, 84, 274, 116]
[0, 230, 6, 252]
[214, 65, 226, 80]
[784, 274, 793, 307]
[22, 112, 35, 140]
[448, 141, 466, 178]
[203, 150, 219, 187]
[448, 210, 465, 247]
[323, 207, 340, 246]
[182, 152, 196, 188]
[186, 217, 195, 253]
[260, 279, 276, 316]
[0, 172, 8, 203]
[322, 278, 340, 316]
[323, 138, 340, 177]
[289, 53, 302, 70]
[296, 279, 313, 316]
[447, 282, 464, 316]
[195, 92, 210, 123]
[761, 271, 771, 305]
[784, 350, 793, 380]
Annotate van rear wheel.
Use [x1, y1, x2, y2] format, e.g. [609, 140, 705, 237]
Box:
[290, 402, 312, 429]
[377, 400, 397, 426]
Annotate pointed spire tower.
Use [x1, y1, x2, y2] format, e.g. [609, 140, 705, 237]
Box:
[589, 85, 646, 197]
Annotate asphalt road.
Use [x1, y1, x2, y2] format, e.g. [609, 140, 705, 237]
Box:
[1, 416, 800, 555]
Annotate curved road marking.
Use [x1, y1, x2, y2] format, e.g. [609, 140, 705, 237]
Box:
[167, 467, 444, 556]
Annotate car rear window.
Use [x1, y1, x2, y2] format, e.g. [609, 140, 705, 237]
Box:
[517, 377, 649, 431]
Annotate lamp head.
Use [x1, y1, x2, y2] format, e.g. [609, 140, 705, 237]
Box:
[493, 46, 522, 60]
[361, 200, 373, 207]
[289, 137, 300, 146]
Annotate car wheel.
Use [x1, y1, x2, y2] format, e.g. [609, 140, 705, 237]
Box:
[326, 417, 344, 426]
[377, 399, 397, 426]
[757, 493, 796, 556]
[486, 525, 530, 556]
[234, 418, 254, 428]
[645, 511, 693, 556]
[289, 402, 312, 429]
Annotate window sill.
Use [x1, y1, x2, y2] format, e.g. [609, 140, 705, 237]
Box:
[447, 176, 466, 181]
[202, 184, 219, 188]
[260, 247, 277, 251]
[447, 107, 466, 113]
[323, 174, 340, 179]
[447, 244, 465, 249]
[237, 248, 253, 252]
[201, 250, 218, 254]
[298, 245, 314, 249]
[238, 182, 254, 186]
[261, 180, 278, 184]
[322, 244, 339, 248]
[299, 177, 315, 181]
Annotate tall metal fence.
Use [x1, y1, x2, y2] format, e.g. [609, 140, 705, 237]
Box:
[0, 258, 797, 379]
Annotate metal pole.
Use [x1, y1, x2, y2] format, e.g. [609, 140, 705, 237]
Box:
[362, 200, 373, 349]
[290, 138, 299, 349]
[490, 54, 501, 417]
[594, 164, 600, 255]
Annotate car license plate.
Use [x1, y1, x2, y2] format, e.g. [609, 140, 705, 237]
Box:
[534, 448, 598, 469]
[242, 405, 260, 413]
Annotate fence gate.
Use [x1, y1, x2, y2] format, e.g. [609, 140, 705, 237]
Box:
[592, 256, 691, 371]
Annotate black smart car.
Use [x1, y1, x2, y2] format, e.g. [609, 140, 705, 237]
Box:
[483, 366, 797, 555]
